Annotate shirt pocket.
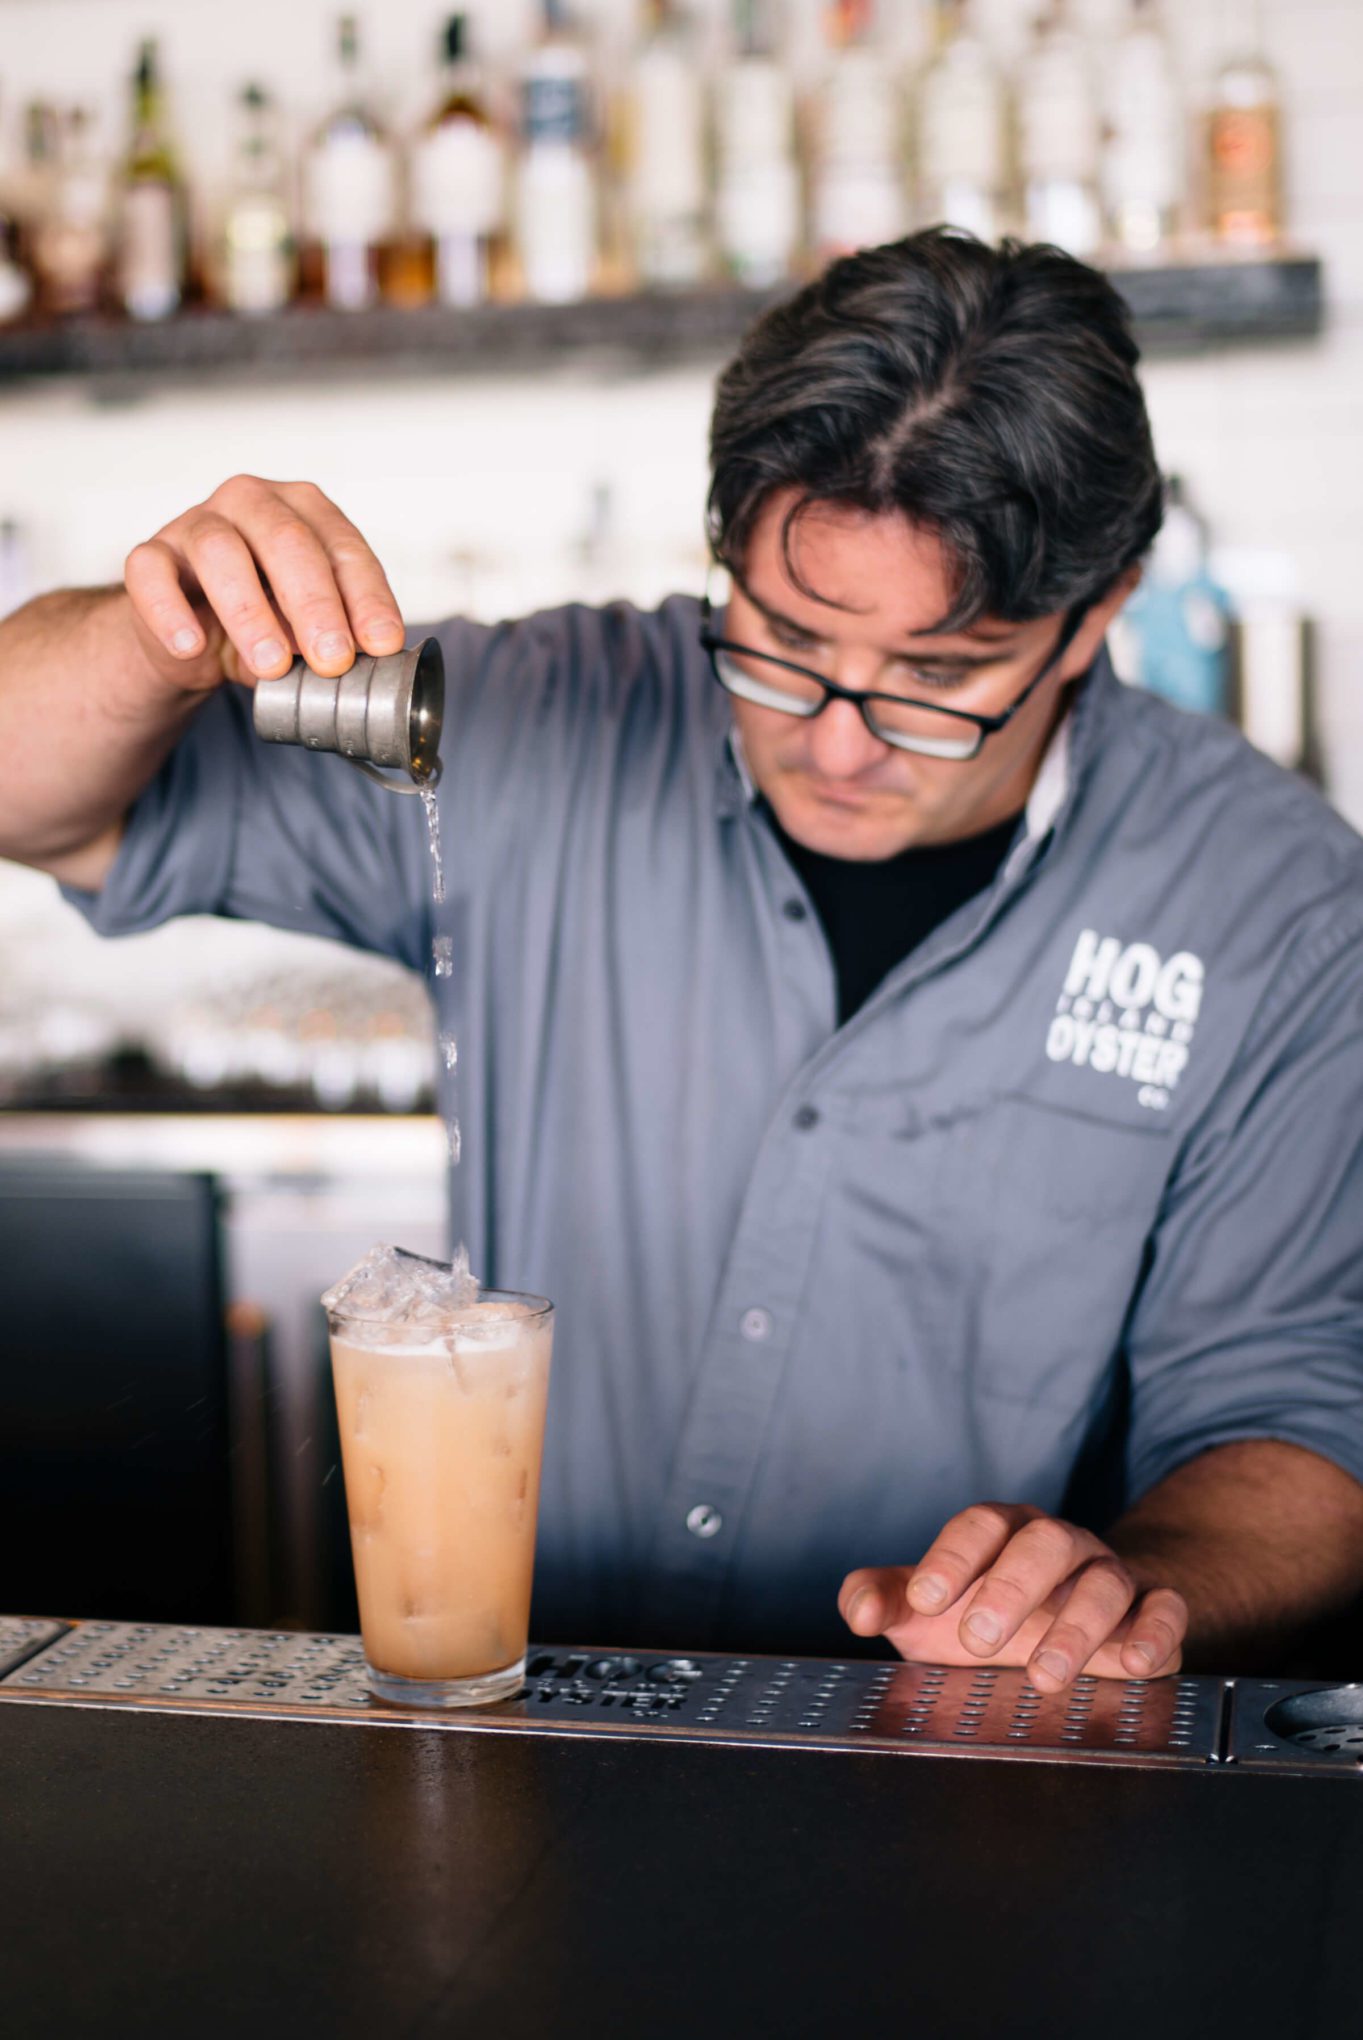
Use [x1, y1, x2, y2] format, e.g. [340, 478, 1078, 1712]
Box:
[914, 1092, 1174, 1412]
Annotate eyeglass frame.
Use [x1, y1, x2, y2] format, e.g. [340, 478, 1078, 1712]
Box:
[698, 588, 1089, 762]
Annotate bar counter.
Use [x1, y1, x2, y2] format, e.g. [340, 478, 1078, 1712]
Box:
[2, 1620, 1361, 2038]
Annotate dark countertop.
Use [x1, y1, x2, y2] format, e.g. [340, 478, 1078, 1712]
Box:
[3, 1698, 1361, 2040]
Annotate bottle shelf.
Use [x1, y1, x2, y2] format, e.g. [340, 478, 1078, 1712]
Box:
[0, 257, 1322, 392]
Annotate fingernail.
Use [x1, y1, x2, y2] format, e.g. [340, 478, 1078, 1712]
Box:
[1126, 1643, 1156, 1674]
[171, 627, 202, 655]
[314, 630, 352, 664]
[369, 613, 403, 643]
[1032, 1650, 1070, 1685]
[252, 637, 287, 673]
[965, 1610, 1002, 1647]
[912, 1573, 948, 1608]
[846, 1587, 876, 1630]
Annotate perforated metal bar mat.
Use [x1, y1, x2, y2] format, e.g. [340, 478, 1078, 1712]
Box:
[1, 1620, 1353, 1775]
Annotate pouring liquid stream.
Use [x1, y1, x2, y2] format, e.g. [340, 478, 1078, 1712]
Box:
[421, 787, 461, 1169]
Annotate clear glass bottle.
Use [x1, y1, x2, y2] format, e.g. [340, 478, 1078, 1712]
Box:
[624, 1, 708, 290]
[810, 0, 908, 265]
[1206, 0, 1282, 250]
[302, 14, 398, 312]
[916, 0, 1006, 242]
[116, 39, 187, 321]
[1018, 0, 1102, 259]
[515, 0, 597, 304]
[410, 14, 505, 308]
[714, 0, 800, 288]
[32, 109, 110, 317]
[1102, 0, 1183, 259]
[219, 84, 294, 316]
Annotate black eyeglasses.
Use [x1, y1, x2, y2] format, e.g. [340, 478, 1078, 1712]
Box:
[699, 596, 1086, 762]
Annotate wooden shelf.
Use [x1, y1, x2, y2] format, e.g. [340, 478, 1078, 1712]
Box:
[0, 257, 1323, 392]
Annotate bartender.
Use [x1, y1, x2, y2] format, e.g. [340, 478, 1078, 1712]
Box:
[2, 231, 1361, 1689]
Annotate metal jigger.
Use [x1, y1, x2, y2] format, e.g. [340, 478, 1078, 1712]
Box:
[252, 638, 445, 794]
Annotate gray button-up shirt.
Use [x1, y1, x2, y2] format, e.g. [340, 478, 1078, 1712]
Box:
[68, 597, 1363, 1656]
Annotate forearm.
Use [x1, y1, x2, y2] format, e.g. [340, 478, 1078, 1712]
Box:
[0, 586, 204, 883]
[1108, 1439, 1363, 1671]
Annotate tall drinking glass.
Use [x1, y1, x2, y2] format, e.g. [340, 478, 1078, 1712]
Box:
[326, 1282, 554, 1708]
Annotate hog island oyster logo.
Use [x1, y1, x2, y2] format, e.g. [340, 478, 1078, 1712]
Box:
[1046, 929, 1204, 1113]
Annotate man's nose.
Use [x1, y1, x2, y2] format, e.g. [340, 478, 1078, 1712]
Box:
[804, 696, 890, 778]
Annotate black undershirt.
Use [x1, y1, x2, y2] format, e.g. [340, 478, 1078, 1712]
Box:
[770, 808, 1023, 1024]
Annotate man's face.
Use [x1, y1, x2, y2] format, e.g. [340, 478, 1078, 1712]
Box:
[723, 493, 1130, 859]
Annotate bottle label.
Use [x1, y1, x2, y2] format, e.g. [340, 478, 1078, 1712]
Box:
[225, 199, 293, 315]
[522, 71, 589, 149]
[814, 166, 906, 259]
[921, 71, 1004, 189]
[1020, 50, 1100, 183]
[517, 149, 594, 301]
[304, 132, 396, 246]
[819, 50, 899, 167]
[716, 60, 794, 170]
[630, 50, 705, 214]
[412, 121, 503, 238]
[717, 162, 800, 283]
[120, 182, 180, 319]
[1209, 107, 1280, 242]
[1103, 43, 1181, 213]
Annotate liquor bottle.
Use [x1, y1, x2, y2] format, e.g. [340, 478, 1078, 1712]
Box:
[219, 85, 294, 316]
[515, 1, 597, 304]
[916, 0, 1006, 243]
[624, 1, 708, 290]
[302, 15, 398, 312]
[116, 39, 187, 321]
[1120, 478, 1231, 719]
[1206, 0, 1282, 250]
[1018, 0, 1102, 259]
[31, 109, 110, 317]
[810, 0, 908, 263]
[0, 96, 33, 325]
[410, 14, 505, 308]
[714, 0, 800, 287]
[1102, 0, 1183, 259]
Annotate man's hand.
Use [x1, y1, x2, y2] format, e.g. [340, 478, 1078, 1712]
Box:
[123, 473, 405, 695]
[838, 1502, 1188, 1693]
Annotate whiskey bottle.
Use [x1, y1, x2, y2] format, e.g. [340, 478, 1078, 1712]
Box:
[714, 0, 800, 288]
[116, 39, 187, 321]
[302, 14, 398, 312]
[411, 14, 505, 308]
[916, 0, 1006, 243]
[515, 1, 597, 304]
[220, 84, 294, 316]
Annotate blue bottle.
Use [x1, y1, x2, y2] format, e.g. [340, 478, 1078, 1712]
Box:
[1122, 476, 1232, 719]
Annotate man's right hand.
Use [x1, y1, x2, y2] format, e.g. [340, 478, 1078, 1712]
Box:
[123, 473, 406, 694]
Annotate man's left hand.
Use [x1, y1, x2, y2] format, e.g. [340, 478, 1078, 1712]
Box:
[838, 1502, 1188, 1692]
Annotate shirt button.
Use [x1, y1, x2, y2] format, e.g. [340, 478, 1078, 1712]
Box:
[686, 1504, 723, 1540]
[782, 898, 808, 922]
[740, 1307, 772, 1342]
[793, 1104, 820, 1131]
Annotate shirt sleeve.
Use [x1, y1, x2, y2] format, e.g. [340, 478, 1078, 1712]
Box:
[1123, 905, 1363, 1501]
[60, 619, 499, 975]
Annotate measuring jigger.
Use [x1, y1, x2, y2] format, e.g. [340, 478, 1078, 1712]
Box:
[252, 638, 445, 793]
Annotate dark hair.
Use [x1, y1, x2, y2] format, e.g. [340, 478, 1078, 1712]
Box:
[707, 228, 1164, 632]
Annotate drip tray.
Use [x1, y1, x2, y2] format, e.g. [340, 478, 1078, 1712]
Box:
[0, 1616, 1220, 1767]
[1, 1619, 1356, 1777]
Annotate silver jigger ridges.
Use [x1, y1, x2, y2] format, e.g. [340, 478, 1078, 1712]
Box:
[252, 638, 444, 793]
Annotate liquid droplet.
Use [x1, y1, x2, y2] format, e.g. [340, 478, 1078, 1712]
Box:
[432, 935, 453, 979]
[438, 1031, 458, 1071]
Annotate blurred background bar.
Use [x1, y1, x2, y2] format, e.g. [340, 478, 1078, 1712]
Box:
[1, 0, 1360, 1630]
